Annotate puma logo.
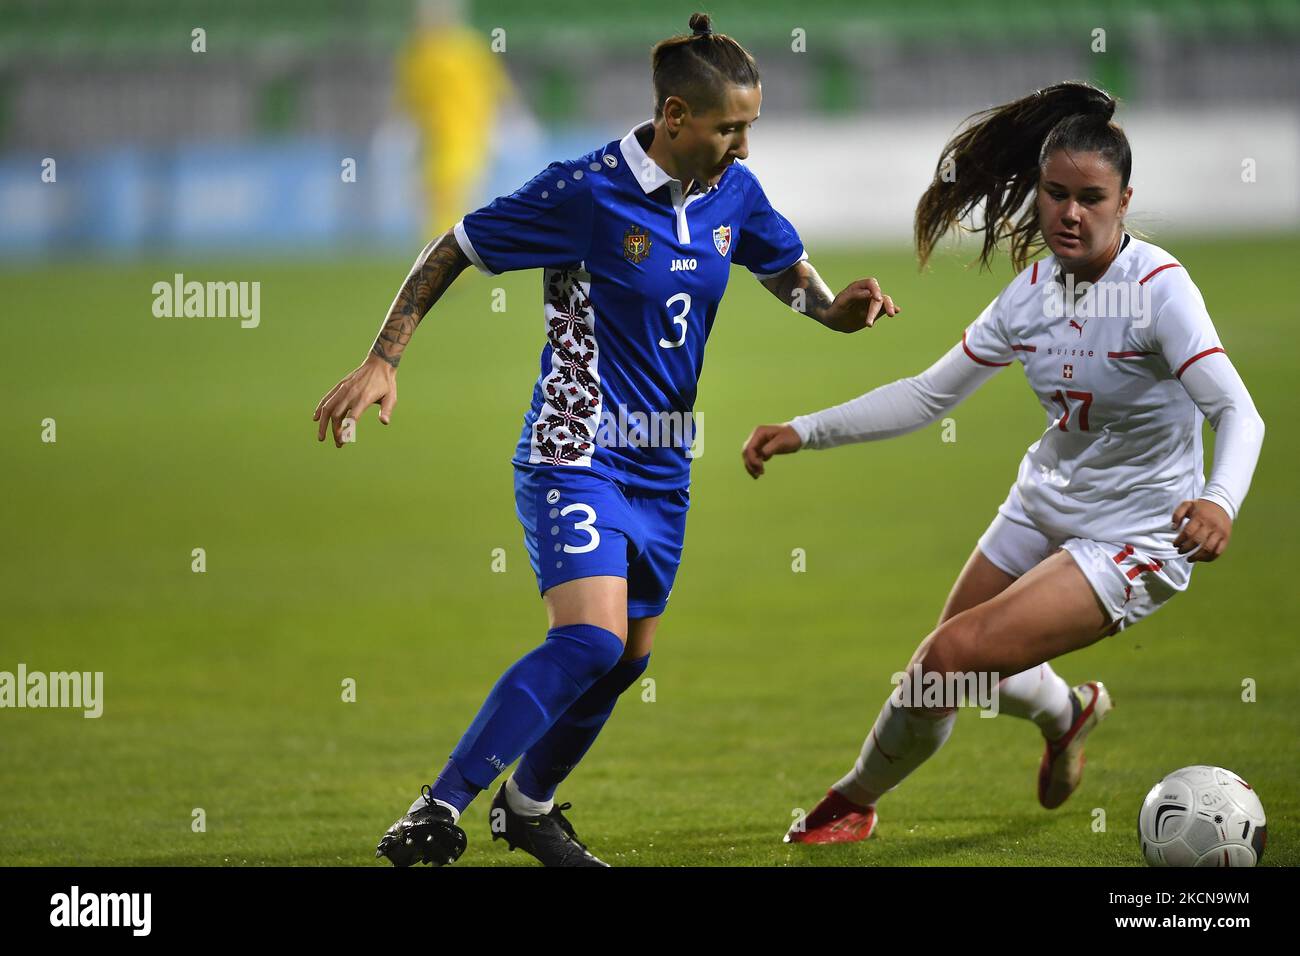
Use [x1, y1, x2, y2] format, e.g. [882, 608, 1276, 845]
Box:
[1069, 319, 1087, 337]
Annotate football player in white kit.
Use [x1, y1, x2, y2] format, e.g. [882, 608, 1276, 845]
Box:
[740, 82, 1266, 845]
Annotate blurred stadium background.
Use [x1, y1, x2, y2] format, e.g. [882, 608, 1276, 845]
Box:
[2, 0, 1297, 256]
[2, 1, 1297, 866]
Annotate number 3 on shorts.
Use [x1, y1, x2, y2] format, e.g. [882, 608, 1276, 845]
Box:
[560, 502, 601, 554]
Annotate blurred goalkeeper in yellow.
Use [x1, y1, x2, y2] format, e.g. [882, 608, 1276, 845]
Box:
[397, 0, 512, 236]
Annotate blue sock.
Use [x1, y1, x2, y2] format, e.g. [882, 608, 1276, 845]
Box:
[428, 624, 624, 813]
[513, 653, 650, 802]
[427, 757, 481, 814]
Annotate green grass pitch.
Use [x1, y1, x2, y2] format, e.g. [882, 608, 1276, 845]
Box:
[1, 234, 1296, 866]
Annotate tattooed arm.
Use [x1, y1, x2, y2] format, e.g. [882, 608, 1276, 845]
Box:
[371, 231, 471, 367]
[313, 230, 471, 446]
[759, 259, 900, 333]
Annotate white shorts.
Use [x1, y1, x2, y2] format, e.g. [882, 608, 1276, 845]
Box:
[976, 489, 1193, 633]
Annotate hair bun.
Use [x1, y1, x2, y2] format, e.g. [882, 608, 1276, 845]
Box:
[1079, 89, 1115, 119]
[1082, 85, 1116, 119]
[1085, 96, 1116, 122]
[689, 12, 712, 36]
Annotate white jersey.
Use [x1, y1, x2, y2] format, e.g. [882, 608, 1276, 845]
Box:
[958, 234, 1227, 548]
[790, 233, 1264, 624]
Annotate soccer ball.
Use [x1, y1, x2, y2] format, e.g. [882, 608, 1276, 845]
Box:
[1138, 766, 1266, 866]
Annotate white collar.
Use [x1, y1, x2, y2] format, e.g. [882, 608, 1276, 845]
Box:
[618, 120, 715, 197]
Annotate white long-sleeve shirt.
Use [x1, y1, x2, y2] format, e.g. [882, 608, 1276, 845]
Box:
[791, 236, 1264, 547]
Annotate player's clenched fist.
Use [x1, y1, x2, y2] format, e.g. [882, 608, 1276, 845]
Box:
[1171, 498, 1232, 563]
[313, 354, 398, 447]
[742, 423, 803, 479]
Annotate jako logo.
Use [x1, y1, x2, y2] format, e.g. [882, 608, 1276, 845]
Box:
[50, 886, 151, 936]
[152, 273, 260, 328]
[669, 258, 697, 272]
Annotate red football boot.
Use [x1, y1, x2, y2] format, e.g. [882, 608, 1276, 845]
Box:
[784, 788, 878, 844]
[1038, 681, 1113, 809]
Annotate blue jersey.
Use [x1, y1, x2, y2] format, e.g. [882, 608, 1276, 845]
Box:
[454, 120, 806, 492]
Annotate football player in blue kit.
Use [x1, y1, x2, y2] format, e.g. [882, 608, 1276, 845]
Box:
[314, 12, 899, 867]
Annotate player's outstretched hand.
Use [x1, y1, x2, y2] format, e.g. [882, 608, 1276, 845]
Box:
[313, 354, 397, 448]
[1172, 498, 1232, 563]
[828, 277, 900, 330]
[742, 423, 803, 479]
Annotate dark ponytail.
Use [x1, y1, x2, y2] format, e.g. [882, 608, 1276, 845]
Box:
[915, 81, 1132, 272]
[651, 13, 760, 118]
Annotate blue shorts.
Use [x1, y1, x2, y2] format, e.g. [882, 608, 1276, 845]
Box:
[514, 464, 690, 619]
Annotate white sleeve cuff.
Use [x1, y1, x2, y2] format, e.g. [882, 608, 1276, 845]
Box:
[1196, 490, 1238, 523]
[752, 249, 808, 281]
[789, 415, 818, 450]
[453, 219, 496, 276]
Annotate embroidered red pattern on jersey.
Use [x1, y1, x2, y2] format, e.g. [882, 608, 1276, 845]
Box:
[531, 268, 602, 466]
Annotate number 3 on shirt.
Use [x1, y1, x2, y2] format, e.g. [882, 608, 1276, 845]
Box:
[1051, 389, 1093, 431]
[659, 293, 691, 349]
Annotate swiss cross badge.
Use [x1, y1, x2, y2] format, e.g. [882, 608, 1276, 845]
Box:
[713, 224, 732, 257]
[1063, 363, 1074, 380]
[623, 225, 651, 264]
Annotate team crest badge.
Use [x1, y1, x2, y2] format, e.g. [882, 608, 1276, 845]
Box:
[1063, 363, 1074, 380]
[713, 224, 732, 257]
[623, 225, 651, 264]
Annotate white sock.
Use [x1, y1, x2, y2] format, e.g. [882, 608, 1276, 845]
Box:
[408, 793, 460, 823]
[505, 774, 554, 817]
[996, 663, 1073, 739]
[834, 695, 957, 808]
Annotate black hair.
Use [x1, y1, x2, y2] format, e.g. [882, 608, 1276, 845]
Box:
[650, 13, 760, 119]
[915, 81, 1132, 271]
